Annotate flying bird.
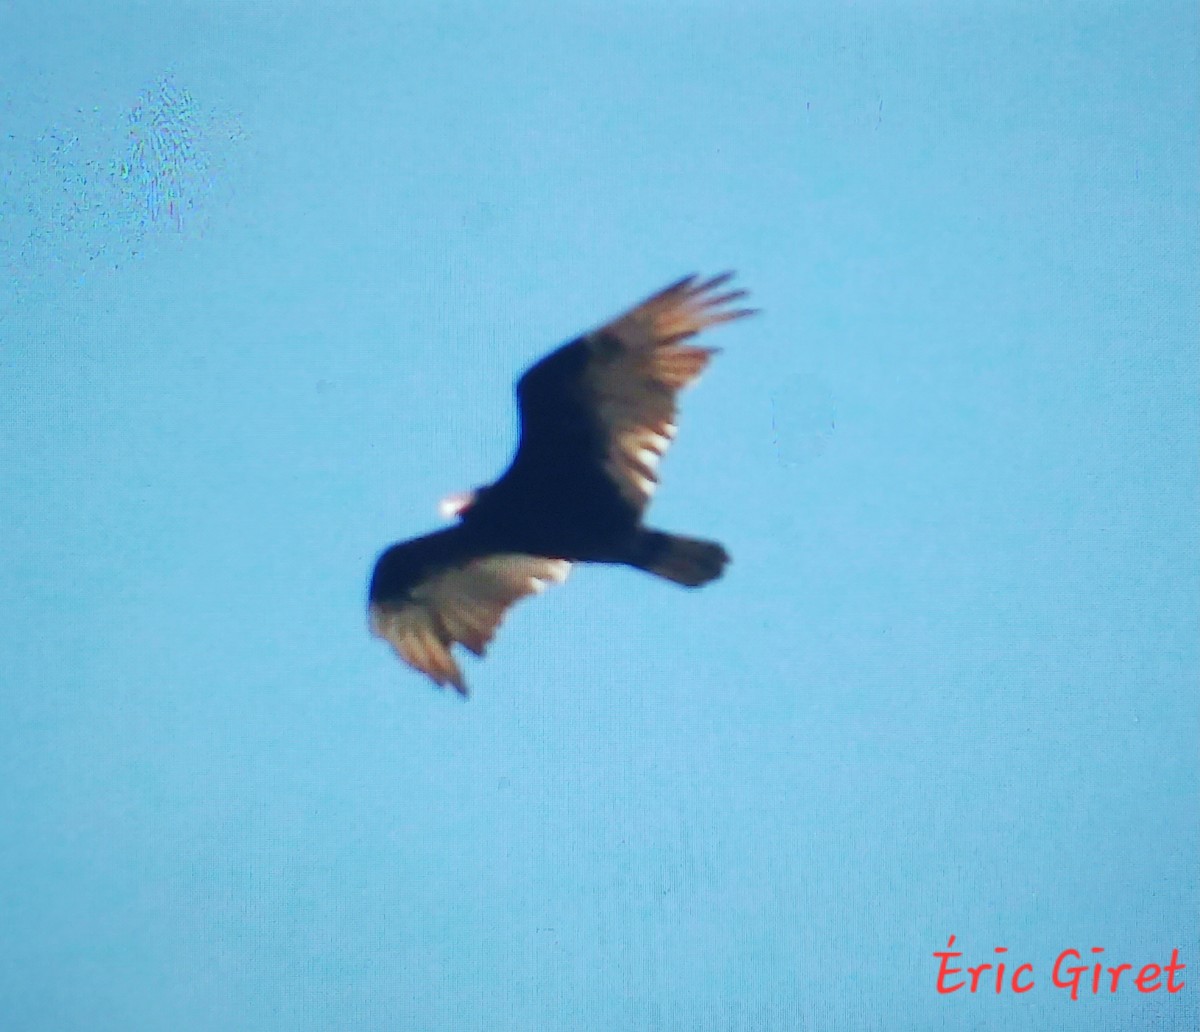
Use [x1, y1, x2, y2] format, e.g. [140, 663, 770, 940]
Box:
[368, 272, 755, 694]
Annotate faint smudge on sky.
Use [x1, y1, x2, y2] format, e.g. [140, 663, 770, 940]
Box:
[121, 77, 212, 232]
[1, 75, 243, 296]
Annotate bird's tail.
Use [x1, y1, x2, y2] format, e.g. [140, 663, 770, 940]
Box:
[633, 530, 730, 588]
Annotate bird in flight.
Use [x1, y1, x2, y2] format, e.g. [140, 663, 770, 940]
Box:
[368, 272, 755, 695]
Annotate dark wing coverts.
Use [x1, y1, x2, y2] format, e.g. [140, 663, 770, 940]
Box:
[516, 272, 754, 510]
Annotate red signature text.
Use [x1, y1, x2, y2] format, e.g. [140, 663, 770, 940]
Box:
[934, 936, 1186, 999]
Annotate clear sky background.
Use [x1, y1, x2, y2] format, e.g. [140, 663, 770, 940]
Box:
[1, 2, 1196, 1030]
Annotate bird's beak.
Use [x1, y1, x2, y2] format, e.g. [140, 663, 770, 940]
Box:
[438, 490, 477, 519]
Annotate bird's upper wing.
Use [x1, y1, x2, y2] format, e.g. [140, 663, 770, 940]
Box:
[516, 273, 755, 512]
[369, 553, 570, 695]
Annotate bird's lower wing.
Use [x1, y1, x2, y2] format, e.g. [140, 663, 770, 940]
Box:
[586, 273, 756, 509]
[369, 554, 570, 695]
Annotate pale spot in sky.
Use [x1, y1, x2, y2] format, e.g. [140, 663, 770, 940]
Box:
[1, 74, 243, 295]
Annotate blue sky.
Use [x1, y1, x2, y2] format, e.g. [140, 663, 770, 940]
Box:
[1, 2, 1196, 1029]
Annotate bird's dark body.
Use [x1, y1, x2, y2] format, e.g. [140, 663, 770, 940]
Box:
[470, 339, 644, 556]
[370, 337, 668, 609]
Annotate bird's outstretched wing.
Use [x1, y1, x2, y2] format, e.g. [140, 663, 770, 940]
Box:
[515, 273, 755, 512]
[369, 553, 570, 695]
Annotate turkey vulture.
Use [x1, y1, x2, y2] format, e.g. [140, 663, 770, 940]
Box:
[368, 272, 755, 694]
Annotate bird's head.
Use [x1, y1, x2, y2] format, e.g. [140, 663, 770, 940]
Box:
[438, 489, 479, 521]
